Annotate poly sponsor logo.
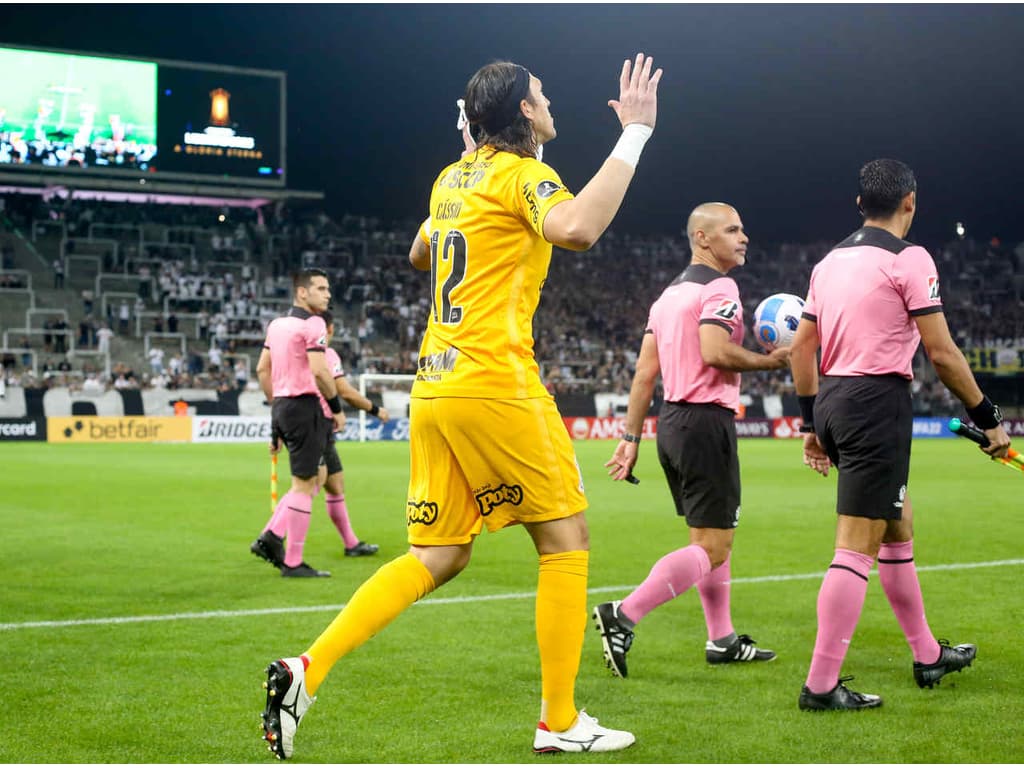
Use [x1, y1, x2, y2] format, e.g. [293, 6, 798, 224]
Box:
[521, 182, 540, 225]
[536, 180, 561, 199]
[734, 419, 772, 438]
[474, 483, 524, 516]
[562, 417, 659, 440]
[1002, 418, 1024, 436]
[772, 417, 804, 439]
[894, 484, 907, 509]
[912, 419, 943, 436]
[48, 416, 192, 443]
[0, 419, 43, 441]
[194, 417, 272, 442]
[0, 421, 36, 437]
[713, 300, 739, 320]
[927, 275, 940, 300]
[333, 418, 410, 442]
[571, 418, 590, 440]
[910, 418, 957, 438]
[407, 500, 439, 526]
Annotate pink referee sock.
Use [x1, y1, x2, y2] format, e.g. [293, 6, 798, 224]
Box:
[326, 494, 359, 549]
[805, 548, 874, 694]
[878, 540, 941, 664]
[697, 554, 735, 641]
[266, 484, 320, 538]
[620, 544, 712, 625]
[264, 494, 289, 538]
[282, 490, 313, 568]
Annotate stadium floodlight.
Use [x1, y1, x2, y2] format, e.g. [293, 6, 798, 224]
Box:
[956, 221, 965, 238]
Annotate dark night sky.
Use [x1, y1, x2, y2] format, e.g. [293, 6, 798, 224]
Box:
[4, 4, 1024, 246]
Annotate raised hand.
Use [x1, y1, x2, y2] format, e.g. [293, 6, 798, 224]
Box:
[608, 53, 663, 131]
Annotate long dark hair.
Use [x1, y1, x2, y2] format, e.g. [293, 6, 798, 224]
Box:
[464, 61, 537, 159]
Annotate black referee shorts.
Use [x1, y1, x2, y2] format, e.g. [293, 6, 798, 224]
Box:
[815, 375, 912, 521]
[271, 395, 333, 479]
[322, 438, 343, 476]
[656, 401, 741, 529]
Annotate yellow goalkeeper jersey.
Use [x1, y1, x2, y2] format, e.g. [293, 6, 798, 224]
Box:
[411, 147, 575, 399]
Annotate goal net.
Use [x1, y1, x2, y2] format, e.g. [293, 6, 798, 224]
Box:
[354, 373, 415, 442]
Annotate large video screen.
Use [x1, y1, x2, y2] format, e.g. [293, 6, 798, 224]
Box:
[156, 65, 283, 181]
[0, 46, 157, 171]
[0, 44, 285, 185]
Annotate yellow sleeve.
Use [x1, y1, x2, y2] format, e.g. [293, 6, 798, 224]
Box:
[418, 216, 431, 245]
[512, 159, 575, 241]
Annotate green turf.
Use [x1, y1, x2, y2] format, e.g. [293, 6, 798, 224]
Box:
[2, 439, 1022, 763]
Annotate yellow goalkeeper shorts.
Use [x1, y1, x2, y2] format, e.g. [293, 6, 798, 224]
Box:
[406, 396, 587, 545]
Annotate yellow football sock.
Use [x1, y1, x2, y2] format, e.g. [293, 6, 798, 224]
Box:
[304, 553, 435, 695]
[536, 550, 588, 732]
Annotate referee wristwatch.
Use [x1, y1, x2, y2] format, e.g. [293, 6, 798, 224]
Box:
[622, 432, 641, 444]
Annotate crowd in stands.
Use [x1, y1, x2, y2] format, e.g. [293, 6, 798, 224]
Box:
[2, 189, 1023, 417]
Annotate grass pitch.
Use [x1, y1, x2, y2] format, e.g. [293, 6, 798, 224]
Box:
[2, 438, 1022, 763]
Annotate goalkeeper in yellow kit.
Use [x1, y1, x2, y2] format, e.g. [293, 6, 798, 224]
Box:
[259, 52, 663, 759]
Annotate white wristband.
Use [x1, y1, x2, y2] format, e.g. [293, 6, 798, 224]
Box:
[609, 123, 654, 169]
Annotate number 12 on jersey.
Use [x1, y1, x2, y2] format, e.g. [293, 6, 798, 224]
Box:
[430, 229, 468, 324]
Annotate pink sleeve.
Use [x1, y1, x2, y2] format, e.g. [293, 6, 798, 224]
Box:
[304, 316, 327, 350]
[802, 265, 819, 319]
[893, 246, 942, 314]
[699, 278, 742, 332]
[326, 348, 345, 378]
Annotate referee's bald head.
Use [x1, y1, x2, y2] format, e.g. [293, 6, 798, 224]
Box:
[686, 202, 736, 246]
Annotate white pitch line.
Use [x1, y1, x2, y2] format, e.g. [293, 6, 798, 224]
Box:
[2, 558, 1021, 632]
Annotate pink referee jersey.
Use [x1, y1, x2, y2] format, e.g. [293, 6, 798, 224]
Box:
[802, 227, 942, 379]
[646, 264, 744, 413]
[262, 307, 327, 398]
[317, 347, 346, 417]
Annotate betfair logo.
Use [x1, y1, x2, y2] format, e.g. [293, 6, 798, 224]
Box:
[407, 500, 439, 526]
[47, 416, 191, 443]
[474, 484, 524, 516]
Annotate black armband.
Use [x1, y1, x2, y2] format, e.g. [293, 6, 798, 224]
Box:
[966, 396, 1002, 430]
[368, 403, 380, 417]
[327, 395, 343, 414]
[798, 395, 816, 433]
[622, 432, 642, 444]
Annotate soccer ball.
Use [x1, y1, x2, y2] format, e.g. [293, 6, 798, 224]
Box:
[753, 293, 805, 351]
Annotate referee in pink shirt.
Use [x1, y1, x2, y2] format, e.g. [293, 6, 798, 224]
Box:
[594, 202, 789, 678]
[252, 268, 347, 578]
[791, 159, 1011, 710]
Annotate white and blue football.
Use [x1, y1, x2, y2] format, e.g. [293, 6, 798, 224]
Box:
[753, 293, 805, 351]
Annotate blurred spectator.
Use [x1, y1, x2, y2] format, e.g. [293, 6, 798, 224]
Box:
[96, 323, 114, 355]
[148, 346, 165, 375]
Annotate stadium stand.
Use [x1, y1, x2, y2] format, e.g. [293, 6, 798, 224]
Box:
[2, 188, 1023, 417]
